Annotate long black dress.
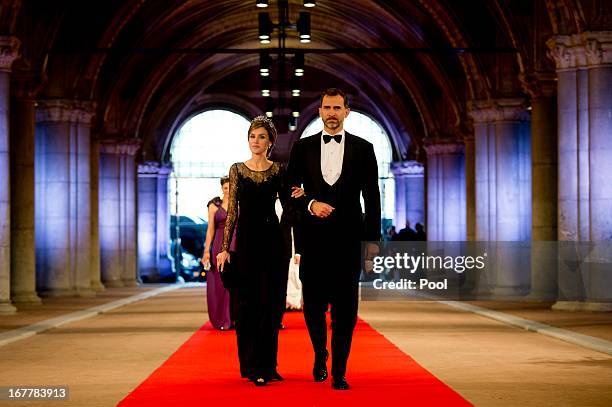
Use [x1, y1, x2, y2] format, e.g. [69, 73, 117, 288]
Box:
[221, 161, 290, 380]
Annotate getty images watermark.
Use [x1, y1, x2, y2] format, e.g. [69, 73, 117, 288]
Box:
[369, 250, 487, 290]
[360, 242, 491, 300]
[360, 241, 612, 302]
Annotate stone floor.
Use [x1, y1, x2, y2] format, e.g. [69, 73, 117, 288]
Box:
[0, 285, 610, 406]
[0, 286, 157, 334]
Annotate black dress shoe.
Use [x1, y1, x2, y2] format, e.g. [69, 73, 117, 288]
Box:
[313, 365, 328, 382]
[269, 371, 284, 381]
[332, 376, 350, 390]
[312, 350, 329, 382]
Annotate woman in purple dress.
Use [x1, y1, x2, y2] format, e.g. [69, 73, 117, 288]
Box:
[202, 177, 235, 330]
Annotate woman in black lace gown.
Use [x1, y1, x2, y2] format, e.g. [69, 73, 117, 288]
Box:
[217, 116, 303, 386]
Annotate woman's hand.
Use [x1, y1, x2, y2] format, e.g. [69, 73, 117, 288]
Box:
[216, 251, 231, 272]
[293, 254, 301, 265]
[201, 251, 210, 266]
[291, 186, 305, 198]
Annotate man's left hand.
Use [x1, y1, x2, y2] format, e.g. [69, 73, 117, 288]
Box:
[364, 243, 380, 260]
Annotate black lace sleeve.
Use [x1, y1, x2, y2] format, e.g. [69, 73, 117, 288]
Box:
[221, 163, 239, 252]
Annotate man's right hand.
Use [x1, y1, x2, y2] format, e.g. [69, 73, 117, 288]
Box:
[311, 201, 335, 218]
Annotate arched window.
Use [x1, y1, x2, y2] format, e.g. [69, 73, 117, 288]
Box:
[169, 109, 251, 219]
[301, 111, 395, 220]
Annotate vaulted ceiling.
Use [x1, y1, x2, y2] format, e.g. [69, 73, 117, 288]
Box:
[4, 0, 606, 162]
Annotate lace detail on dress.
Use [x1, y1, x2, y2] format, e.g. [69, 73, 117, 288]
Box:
[222, 164, 239, 252]
[236, 161, 281, 183]
[221, 162, 282, 252]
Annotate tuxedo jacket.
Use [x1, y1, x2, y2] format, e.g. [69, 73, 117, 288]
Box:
[286, 131, 381, 260]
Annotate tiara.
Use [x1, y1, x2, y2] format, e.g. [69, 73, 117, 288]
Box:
[251, 115, 277, 137]
[251, 115, 275, 127]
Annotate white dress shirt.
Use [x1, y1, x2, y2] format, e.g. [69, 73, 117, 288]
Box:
[320, 129, 345, 186]
[308, 129, 346, 214]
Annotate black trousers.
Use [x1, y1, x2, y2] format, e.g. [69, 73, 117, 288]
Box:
[301, 264, 359, 379]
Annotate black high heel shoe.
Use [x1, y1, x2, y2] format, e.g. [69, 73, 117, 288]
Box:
[253, 376, 267, 386]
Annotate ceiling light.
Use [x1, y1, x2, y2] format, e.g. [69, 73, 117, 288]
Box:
[294, 52, 304, 76]
[297, 13, 311, 43]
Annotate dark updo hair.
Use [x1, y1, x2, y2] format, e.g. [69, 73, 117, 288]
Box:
[248, 115, 277, 156]
[220, 176, 230, 186]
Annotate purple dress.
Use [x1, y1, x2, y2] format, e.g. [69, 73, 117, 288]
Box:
[207, 203, 234, 330]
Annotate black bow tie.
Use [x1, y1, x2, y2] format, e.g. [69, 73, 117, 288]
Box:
[323, 134, 342, 144]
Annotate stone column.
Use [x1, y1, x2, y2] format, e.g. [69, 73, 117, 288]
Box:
[548, 37, 589, 242]
[584, 32, 612, 243]
[521, 73, 559, 300]
[137, 162, 173, 282]
[520, 75, 558, 241]
[10, 73, 41, 304]
[35, 100, 94, 297]
[99, 140, 140, 287]
[73, 103, 95, 296]
[548, 32, 612, 310]
[469, 100, 532, 242]
[121, 144, 139, 286]
[156, 165, 172, 278]
[391, 161, 425, 230]
[469, 100, 532, 297]
[464, 133, 476, 242]
[90, 136, 104, 291]
[0, 36, 19, 313]
[424, 142, 466, 241]
[99, 145, 122, 287]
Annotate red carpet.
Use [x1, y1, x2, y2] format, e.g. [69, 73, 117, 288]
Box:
[119, 312, 471, 406]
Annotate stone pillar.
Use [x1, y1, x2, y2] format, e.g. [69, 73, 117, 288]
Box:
[521, 73, 559, 300]
[10, 73, 41, 304]
[156, 164, 172, 278]
[469, 100, 532, 242]
[99, 146, 121, 287]
[99, 140, 140, 287]
[585, 33, 612, 243]
[35, 100, 94, 297]
[548, 32, 612, 310]
[0, 36, 19, 313]
[521, 75, 558, 241]
[464, 133, 476, 241]
[137, 162, 173, 282]
[548, 40, 589, 241]
[391, 161, 425, 231]
[90, 136, 104, 291]
[424, 142, 466, 241]
[121, 147, 138, 286]
[72, 103, 95, 296]
[469, 100, 532, 297]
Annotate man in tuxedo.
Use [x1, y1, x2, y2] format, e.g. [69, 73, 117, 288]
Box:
[286, 88, 381, 390]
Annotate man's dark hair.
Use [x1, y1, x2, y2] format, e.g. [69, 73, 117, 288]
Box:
[320, 88, 349, 108]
